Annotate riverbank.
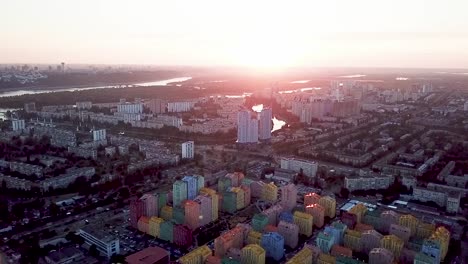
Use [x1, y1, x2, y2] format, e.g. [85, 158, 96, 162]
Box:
[0, 75, 190, 98]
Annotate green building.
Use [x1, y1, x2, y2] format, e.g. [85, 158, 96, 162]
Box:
[252, 213, 269, 232]
[173, 205, 185, 224]
[160, 221, 174, 242]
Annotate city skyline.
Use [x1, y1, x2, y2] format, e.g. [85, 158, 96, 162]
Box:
[2, 0, 468, 69]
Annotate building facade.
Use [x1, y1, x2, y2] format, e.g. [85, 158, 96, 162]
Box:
[182, 141, 195, 159]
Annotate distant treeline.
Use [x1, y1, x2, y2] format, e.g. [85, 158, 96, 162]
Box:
[0, 70, 179, 89]
[0, 85, 214, 108]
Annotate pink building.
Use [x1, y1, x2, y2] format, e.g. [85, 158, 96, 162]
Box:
[389, 224, 411, 242]
[130, 198, 145, 228]
[369, 248, 394, 264]
[173, 224, 193, 248]
[184, 200, 200, 230]
[226, 172, 244, 187]
[194, 194, 212, 226]
[380, 210, 400, 233]
[214, 226, 244, 258]
[240, 184, 251, 207]
[277, 221, 299, 248]
[250, 181, 265, 198]
[141, 193, 158, 217]
[262, 204, 283, 225]
[355, 223, 374, 233]
[280, 183, 298, 211]
[361, 230, 383, 254]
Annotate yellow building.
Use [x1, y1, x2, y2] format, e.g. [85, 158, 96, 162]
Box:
[160, 205, 173, 221]
[148, 217, 164, 238]
[317, 253, 336, 264]
[343, 229, 362, 252]
[430, 226, 450, 260]
[262, 182, 278, 202]
[247, 230, 262, 245]
[416, 222, 436, 240]
[293, 211, 313, 237]
[380, 235, 404, 259]
[178, 245, 212, 264]
[286, 247, 313, 264]
[349, 203, 367, 223]
[200, 187, 217, 196]
[399, 214, 420, 236]
[241, 244, 266, 264]
[210, 193, 219, 221]
[318, 196, 336, 218]
[231, 187, 245, 210]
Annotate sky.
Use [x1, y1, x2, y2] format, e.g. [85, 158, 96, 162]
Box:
[2, 0, 468, 69]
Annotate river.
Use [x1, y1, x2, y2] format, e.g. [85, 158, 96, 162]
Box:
[0, 76, 193, 98]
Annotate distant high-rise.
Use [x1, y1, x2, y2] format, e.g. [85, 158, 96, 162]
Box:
[237, 110, 258, 143]
[281, 157, 318, 178]
[61, 62, 65, 73]
[146, 98, 166, 113]
[24, 102, 36, 113]
[11, 120, 25, 131]
[182, 141, 194, 159]
[258, 108, 272, 140]
[92, 129, 106, 141]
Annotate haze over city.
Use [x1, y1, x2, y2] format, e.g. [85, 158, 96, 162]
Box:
[3, 0, 468, 69]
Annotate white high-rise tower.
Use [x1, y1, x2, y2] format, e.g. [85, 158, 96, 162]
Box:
[258, 108, 272, 140]
[237, 110, 258, 143]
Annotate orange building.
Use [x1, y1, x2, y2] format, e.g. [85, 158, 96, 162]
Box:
[331, 245, 353, 258]
[214, 226, 244, 258]
[349, 203, 367, 223]
[306, 203, 325, 228]
[137, 216, 150, 234]
[304, 193, 321, 206]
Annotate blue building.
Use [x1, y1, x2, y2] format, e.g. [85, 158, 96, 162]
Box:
[421, 239, 442, 264]
[279, 212, 294, 223]
[331, 221, 347, 244]
[316, 231, 335, 253]
[182, 175, 205, 200]
[183, 176, 198, 200]
[260, 232, 284, 261]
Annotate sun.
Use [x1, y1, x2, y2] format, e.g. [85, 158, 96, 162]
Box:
[231, 34, 298, 71]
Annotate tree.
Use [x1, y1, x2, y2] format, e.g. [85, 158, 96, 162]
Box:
[110, 254, 126, 264]
[340, 187, 350, 199]
[49, 203, 60, 217]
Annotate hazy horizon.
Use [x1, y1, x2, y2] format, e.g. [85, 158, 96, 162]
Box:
[3, 0, 468, 70]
